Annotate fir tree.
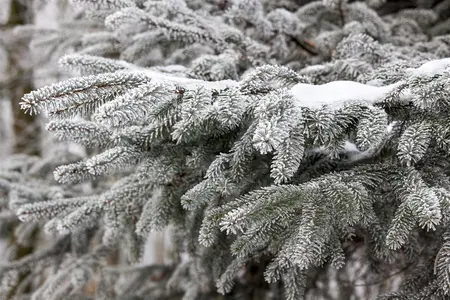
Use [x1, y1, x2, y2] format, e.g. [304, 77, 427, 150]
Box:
[2, 0, 450, 299]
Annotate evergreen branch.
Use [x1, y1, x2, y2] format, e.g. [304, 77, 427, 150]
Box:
[59, 54, 134, 75]
[20, 71, 149, 116]
[46, 119, 114, 148]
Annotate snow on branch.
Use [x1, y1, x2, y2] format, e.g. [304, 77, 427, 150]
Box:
[290, 81, 401, 110]
[143, 56, 450, 109]
[291, 57, 450, 110]
[21, 56, 450, 118]
[406, 58, 450, 77]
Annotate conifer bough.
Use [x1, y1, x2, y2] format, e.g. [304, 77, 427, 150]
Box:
[20, 57, 450, 114]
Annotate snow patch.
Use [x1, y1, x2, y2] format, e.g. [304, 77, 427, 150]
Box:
[406, 58, 450, 77]
[310, 122, 397, 162]
[290, 57, 450, 110]
[290, 81, 401, 110]
[140, 68, 239, 90]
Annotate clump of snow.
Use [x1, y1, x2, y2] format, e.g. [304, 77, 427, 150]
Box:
[290, 81, 402, 110]
[140, 68, 239, 90]
[406, 58, 450, 77]
[310, 122, 397, 161]
[311, 140, 362, 156]
[343, 141, 361, 153]
[290, 57, 450, 110]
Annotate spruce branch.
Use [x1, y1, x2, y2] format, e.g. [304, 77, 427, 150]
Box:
[46, 119, 114, 148]
[59, 54, 134, 75]
[16, 196, 96, 222]
[20, 71, 150, 117]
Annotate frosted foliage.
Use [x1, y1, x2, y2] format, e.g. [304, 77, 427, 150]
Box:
[3, 1, 450, 300]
